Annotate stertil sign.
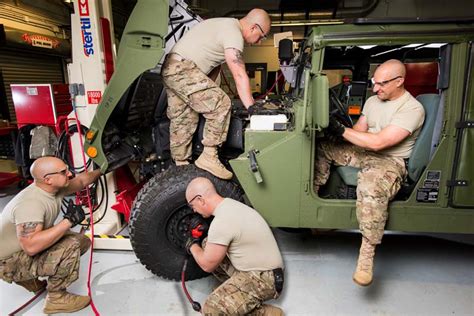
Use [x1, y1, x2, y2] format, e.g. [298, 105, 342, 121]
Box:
[79, 0, 94, 56]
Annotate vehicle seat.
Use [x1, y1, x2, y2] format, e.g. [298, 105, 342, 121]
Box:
[336, 93, 441, 187]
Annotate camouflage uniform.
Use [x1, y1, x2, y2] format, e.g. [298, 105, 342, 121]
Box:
[0, 232, 90, 292]
[162, 57, 231, 161]
[314, 141, 407, 244]
[203, 256, 281, 315]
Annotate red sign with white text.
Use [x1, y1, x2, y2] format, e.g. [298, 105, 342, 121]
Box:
[87, 91, 102, 104]
[79, 0, 90, 16]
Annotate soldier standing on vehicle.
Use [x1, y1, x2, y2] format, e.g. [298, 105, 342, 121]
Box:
[161, 8, 271, 180]
[314, 59, 425, 286]
[0, 156, 101, 314]
[185, 177, 284, 315]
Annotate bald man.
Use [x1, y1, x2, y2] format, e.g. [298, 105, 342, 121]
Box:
[162, 8, 271, 180]
[0, 156, 101, 314]
[186, 177, 284, 315]
[314, 59, 425, 286]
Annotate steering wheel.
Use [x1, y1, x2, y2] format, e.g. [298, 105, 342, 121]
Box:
[329, 88, 353, 127]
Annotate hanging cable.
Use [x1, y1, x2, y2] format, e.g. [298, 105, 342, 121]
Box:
[84, 176, 109, 227]
[60, 175, 108, 228]
[57, 124, 91, 174]
[257, 71, 284, 100]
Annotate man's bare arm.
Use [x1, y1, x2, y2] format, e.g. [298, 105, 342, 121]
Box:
[343, 124, 410, 151]
[224, 48, 254, 107]
[352, 115, 368, 132]
[229, 48, 244, 65]
[189, 242, 228, 272]
[17, 219, 72, 256]
[63, 169, 101, 196]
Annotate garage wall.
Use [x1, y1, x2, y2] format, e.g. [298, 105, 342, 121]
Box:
[368, 0, 474, 19]
[0, 49, 64, 122]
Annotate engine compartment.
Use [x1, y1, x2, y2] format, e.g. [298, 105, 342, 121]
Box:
[99, 70, 297, 178]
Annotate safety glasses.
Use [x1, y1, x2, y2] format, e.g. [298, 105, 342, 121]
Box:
[187, 194, 202, 209]
[371, 76, 402, 87]
[43, 166, 69, 179]
[255, 23, 267, 41]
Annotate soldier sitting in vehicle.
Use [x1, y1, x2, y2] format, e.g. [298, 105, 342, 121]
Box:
[0, 156, 101, 314]
[185, 177, 284, 315]
[314, 59, 425, 286]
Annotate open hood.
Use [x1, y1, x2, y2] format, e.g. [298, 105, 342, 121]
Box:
[84, 0, 169, 172]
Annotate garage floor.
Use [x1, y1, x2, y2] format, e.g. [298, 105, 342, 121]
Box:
[1, 184, 473, 316]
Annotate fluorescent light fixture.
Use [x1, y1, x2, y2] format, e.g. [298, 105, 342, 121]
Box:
[358, 45, 377, 50]
[371, 42, 447, 57]
[271, 20, 344, 27]
[403, 43, 424, 48]
[417, 43, 446, 49]
[371, 47, 400, 57]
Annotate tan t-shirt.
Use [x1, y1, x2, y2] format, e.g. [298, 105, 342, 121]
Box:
[362, 91, 425, 158]
[207, 198, 283, 272]
[0, 184, 64, 259]
[171, 18, 244, 75]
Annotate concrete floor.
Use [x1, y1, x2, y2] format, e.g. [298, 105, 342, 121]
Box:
[1, 183, 473, 315]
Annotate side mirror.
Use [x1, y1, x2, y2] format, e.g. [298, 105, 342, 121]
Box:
[311, 74, 329, 129]
[278, 39, 293, 65]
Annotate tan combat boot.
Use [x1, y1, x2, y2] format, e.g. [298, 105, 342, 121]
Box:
[353, 236, 376, 286]
[43, 290, 91, 314]
[16, 278, 46, 294]
[253, 304, 284, 316]
[195, 146, 233, 180]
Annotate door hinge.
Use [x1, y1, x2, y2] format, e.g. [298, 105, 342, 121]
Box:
[455, 121, 474, 129]
[446, 180, 469, 187]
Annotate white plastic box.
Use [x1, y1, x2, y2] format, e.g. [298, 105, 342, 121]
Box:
[249, 114, 288, 130]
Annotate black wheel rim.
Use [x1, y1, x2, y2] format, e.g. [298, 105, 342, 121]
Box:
[165, 204, 194, 252]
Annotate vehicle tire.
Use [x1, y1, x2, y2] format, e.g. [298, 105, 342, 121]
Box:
[129, 164, 244, 281]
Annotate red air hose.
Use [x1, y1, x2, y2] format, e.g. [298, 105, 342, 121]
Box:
[71, 108, 101, 315]
[181, 258, 202, 312]
[7, 288, 46, 315]
[257, 72, 284, 100]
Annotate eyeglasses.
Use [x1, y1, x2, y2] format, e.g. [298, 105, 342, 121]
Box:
[187, 195, 202, 209]
[371, 76, 402, 87]
[43, 167, 69, 179]
[255, 23, 267, 41]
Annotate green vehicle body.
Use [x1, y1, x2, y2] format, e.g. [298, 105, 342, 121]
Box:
[231, 23, 474, 234]
[85, 0, 474, 238]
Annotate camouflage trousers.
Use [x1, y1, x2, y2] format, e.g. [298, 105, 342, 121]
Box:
[0, 232, 90, 292]
[162, 57, 231, 161]
[203, 256, 281, 315]
[314, 141, 407, 244]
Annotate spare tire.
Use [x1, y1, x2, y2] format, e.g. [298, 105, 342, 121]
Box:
[129, 164, 244, 281]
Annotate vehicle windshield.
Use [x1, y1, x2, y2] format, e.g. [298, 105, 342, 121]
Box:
[320, 43, 446, 115]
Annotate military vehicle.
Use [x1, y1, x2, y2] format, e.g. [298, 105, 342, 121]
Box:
[83, 0, 474, 280]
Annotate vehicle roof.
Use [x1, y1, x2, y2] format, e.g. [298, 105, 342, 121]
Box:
[308, 22, 474, 47]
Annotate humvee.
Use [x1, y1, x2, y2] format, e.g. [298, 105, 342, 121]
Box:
[84, 1, 474, 280]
